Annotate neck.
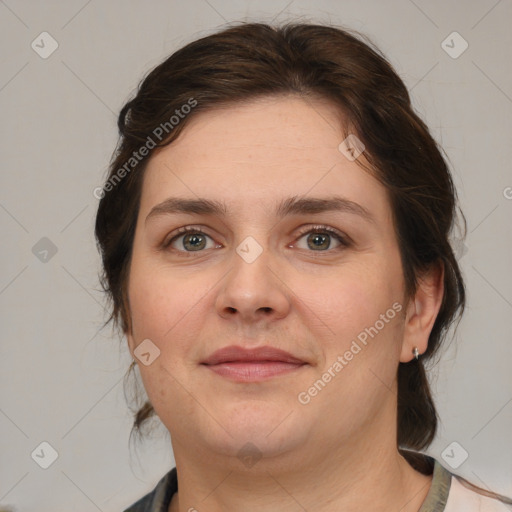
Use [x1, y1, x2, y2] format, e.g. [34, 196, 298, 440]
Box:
[168, 425, 432, 512]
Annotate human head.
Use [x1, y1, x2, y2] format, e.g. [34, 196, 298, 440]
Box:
[94, 22, 465, 465]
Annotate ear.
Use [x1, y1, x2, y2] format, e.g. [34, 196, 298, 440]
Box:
[400, 261, 444, 362]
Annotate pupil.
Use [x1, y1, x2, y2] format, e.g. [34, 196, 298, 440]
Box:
[310, 233, 329, 250]
[185, 234, 205, 250]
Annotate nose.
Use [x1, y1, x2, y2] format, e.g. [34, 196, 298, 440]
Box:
[214, 239, 291, 326]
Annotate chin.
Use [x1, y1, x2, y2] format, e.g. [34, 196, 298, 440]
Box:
[208, 405, 305, 457]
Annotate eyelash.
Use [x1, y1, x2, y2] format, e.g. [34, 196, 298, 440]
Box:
[162, 225, 349, 255]
[295, 225, 349, 250]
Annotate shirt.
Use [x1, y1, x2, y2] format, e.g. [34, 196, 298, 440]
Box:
[123, 456, 511, 512]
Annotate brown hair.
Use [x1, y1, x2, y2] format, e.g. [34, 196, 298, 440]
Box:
[95, 21, 500, 494]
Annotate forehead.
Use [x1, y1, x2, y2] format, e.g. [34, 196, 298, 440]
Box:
[139, 95, 390, 221]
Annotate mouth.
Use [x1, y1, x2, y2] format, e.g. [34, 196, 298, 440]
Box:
[201, 345, 308, 382]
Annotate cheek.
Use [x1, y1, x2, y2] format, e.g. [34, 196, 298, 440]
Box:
[128, 258, 204, 337]
[301, 259, 405, 389]
[128, 265, 206, 410]
[302, 263, 401, 335]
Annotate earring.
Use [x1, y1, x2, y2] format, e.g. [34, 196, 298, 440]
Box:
[412, 347, 420, 360]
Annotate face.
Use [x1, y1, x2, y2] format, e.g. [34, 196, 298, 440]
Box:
[126, 95, 411, 469]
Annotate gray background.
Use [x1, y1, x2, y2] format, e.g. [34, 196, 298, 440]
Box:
[1, 0, 511, 510]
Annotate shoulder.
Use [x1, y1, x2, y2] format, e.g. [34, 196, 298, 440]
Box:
[445, 475, 512, 512]
[123, 467, 177, 512]
[414, 454, 512, 512]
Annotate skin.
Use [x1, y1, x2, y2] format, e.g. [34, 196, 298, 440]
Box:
[126, 95, 444, 512]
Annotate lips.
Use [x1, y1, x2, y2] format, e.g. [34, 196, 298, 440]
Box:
[201, 345, 305, 365]
[201, 345, 307, 382]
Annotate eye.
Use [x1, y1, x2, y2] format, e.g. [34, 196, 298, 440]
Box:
[164, 227, 218, 253]
[293, 225, 349, 252]
[163, 224, 349, 255]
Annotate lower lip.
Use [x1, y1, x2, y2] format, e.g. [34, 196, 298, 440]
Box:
[203, 361, 306, 382]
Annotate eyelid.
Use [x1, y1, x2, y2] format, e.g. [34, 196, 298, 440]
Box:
[291, 224, 350, 251]
[162, 225, 212, 248]
[294, 224, 349, 243]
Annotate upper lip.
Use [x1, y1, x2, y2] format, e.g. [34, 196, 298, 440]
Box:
[201, 345, 306, 365]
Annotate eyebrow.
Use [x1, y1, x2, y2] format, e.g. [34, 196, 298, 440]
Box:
[145, 195, 375, 224]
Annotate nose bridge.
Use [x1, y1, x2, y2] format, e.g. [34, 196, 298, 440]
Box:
[215, 231, 290, 321]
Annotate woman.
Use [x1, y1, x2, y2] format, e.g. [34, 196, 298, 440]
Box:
[95, 22, 512, 512]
